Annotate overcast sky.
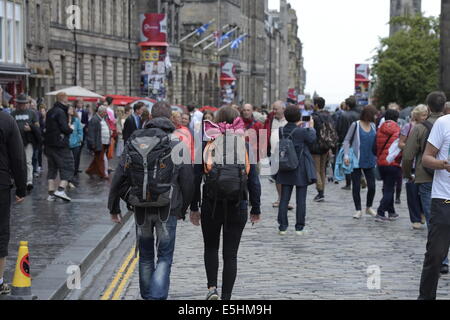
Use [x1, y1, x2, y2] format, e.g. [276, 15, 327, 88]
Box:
[268, 0, 441, 104]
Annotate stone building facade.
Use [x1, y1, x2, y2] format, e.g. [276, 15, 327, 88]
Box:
[390, 0, 422, 36]
[13, 0, 305, 107]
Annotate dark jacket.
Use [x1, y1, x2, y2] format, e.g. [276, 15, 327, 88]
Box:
[87, 114, 103, 152]
[44, 102, 73, 148]
[0, 112, 27, 197]
[337, 108, 361, 144]
[276, 123, 317, 187]
[123, 114, 141, 143]
[108, 117, 194, 219]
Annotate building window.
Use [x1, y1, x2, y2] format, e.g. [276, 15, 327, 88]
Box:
[91, 57, 96, 91]
[113, 57, 117, 88]
[102, 57, 107, 92]
[111, 0, 116, 36]
[61, 55, 66, 85]
[15, 2, 22, 64]
[123, 60, 127, 87]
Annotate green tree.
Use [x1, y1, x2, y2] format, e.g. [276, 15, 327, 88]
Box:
[372, 15, 440, 107]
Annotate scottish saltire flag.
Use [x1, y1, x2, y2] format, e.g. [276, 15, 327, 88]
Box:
[220, 30, 235, 43]
[195, 22, 212, 35]
[231, 34, 248, 49]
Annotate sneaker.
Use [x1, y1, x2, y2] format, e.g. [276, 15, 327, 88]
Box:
[440, 265, 449, 275]
[47, 195, 57, 202]
[288, 205, 294, 211]
[68, 183, 77, 190]
[412, 223, 423, 230]
[388, 213, 400, 221]
[366, 208, 377, 217]
[421, 215, 427, 225]
[395, 199, 401, 205]
[279, 231, 287, 236]
[314, 194, 325, 203]
[375, 215, 389, 223]
[54, 190, 72, 202]
[353, 211, 363, 219]
[272, 202, 280, 208]
[206, 289, 220, 301]
[296, 230, 307, 236]
[341, 185, 351, 191]
[0, 283, 11, 295]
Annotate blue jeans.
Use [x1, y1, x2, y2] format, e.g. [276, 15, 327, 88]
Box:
[418, 183, 433, 226]
[137, 213, 178, 300]
[377, 166, 401, 217]
[406, 181, 422, 224]
[278, 185, 308, 232]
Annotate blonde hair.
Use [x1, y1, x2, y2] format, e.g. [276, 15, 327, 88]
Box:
[411, 104, 429, 121]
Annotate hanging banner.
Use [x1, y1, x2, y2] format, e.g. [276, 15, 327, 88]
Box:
[355, 64, 370, 106]
[140, 13, 168, 45]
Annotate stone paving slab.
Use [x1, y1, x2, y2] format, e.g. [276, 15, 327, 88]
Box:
[122, 178, 450, 300]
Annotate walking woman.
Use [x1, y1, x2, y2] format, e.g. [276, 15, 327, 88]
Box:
[375, 109, 402, 222]
[343, 105, 378, 219]
[277, 106, 317, 236]
[190, 106, 261, 301]
[68, 105, 84, 186]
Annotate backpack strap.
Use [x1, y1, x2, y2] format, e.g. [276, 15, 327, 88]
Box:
[420, 120, 433, 153]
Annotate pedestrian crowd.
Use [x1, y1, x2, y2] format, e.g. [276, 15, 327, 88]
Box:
[0, 84, 449, 301]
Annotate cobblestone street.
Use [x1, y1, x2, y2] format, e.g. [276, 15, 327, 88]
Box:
[121, 177, 450, 300]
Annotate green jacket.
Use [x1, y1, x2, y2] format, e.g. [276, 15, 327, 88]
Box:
[402, 113, 444, 184]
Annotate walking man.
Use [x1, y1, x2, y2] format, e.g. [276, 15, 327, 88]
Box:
[123, 102, 145, 143]
[44, 92, 75, 202]
[10, 94, 40, 192]
[0, 110, 27, 295]
[108, 102, 193, 300]
[418, 113, 450, 300]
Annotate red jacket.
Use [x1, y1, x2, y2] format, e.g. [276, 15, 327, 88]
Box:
[376, 120, 401, 167]
[243, 117, 264, 161]
[263, 112, 276, 157]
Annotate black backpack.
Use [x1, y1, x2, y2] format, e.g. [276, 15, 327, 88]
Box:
[420, 120, 435, 177]
[278, 127, 299, 172]
[122, 129, 176, 209]
[203, 134, 250, 214]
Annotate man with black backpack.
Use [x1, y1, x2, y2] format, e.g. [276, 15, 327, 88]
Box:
[310, 97, 338, 202]
[403, 91, 448, 274]
[108, 102, 194, 300]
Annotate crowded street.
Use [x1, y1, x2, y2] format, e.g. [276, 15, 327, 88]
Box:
[1, 0, 450, 308]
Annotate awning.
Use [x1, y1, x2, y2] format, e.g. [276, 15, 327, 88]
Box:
[0, 70, 31, 76]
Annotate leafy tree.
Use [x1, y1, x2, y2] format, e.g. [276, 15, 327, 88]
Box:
[372, 15, 440, 107]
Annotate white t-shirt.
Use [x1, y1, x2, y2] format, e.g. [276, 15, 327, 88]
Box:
[270, 117, 288, 156]
[428, 115, 450, 200]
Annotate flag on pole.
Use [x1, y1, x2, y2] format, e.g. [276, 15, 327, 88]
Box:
[231, 34, 248, 49]
[195, 22, 212, 35]
[220, 30, 235, 43]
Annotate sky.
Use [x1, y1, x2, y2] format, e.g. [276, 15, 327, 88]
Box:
[268, 0, 441, 104]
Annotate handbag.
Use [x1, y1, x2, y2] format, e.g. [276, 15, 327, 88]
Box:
[299, 147, 317, 186]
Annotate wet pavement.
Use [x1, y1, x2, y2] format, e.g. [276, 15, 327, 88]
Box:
[5, 149, 119, 283]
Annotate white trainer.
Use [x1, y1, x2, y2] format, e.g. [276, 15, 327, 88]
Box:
[353, 211, 363, 219]
[366, 208, 377, 217]
[54, 190, 72, 202]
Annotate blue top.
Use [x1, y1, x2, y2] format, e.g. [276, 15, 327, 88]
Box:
[69, 118, 84, 149]
[358, 125, 376, 169]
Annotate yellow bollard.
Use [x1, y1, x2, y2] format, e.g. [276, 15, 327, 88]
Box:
[11, 241, 32, 297]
